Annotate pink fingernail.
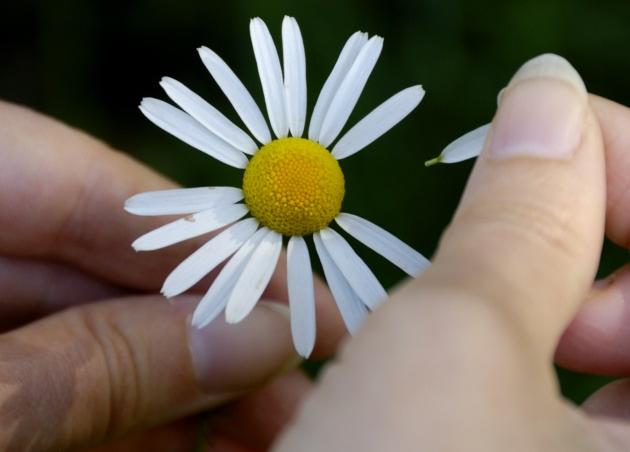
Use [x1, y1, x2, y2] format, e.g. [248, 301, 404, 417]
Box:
[490, 54, 587, 160]
[188, 302, 297, 393]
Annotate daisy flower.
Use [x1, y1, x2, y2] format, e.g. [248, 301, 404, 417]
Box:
[126, 16, 430, 358]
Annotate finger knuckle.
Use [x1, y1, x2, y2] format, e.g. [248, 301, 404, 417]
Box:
[453, 197, 585, 262]
[75, 305, 145, 439]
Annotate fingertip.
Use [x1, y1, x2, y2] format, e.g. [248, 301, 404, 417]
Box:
[556, 265, 630, 374]
[583, 379, 630, 417]
[429, 54, 606, 354]
[188, 299, 297, 393]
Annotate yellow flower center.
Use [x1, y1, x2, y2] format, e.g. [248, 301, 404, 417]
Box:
[243, 137, 345, 236]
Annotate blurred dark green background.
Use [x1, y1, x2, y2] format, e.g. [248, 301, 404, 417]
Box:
[1, 0, 628, 404]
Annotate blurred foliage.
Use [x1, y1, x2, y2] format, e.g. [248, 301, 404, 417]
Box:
[1, 0, 628, 404]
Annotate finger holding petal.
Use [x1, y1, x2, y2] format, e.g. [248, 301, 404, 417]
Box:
[332, 85, 425, 160]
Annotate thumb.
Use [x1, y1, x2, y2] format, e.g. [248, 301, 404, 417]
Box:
[0, 296, 297, 451]
[271, 54, 606, 452]
[429, 53, 605, 356]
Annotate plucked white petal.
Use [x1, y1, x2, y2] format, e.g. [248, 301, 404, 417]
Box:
[428, 123, 489, 165]
[139, 98, 249, 169]
[336, 213, 430, 276]
[308, 31, 368, 142]
[198, 46, 271, 144]
[287, 236, 316, 358]
[250, 18, 288, 138]
[124, 187, 243, 216]
[282, 16, 307, 138]
[161, 218, 258, 298]
[313, 233, 368, 334]
[318, 36, 384, 148]
[318, 228, 387, 309]
[225, 228, 283, 323]
[191, 227, 268, 329]
[160, 77, 258, 154]
[332, 86, 425, 159]
[132, 203, 249, 251]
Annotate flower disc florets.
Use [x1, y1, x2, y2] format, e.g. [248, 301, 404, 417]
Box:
[243, 137, 345, 236]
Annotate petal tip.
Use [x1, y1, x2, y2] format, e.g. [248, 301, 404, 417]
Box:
[371, 35, 384, 44]
[225, 310, 244, 324]
[162, 289, 176, 299]
[296, 348, 312, 359]
[159, 76, 174, 85]
[190, 313, 205, 329]
[139, 97, 158, 109]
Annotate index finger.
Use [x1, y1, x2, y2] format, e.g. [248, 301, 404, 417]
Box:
[590, 94, 630, 249]
[0, 100, 345, 357]
[0, 100, 179, 289]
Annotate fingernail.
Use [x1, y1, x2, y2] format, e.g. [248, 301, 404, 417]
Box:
[490, 53, 588, 160]
[188, 301, 299, 393]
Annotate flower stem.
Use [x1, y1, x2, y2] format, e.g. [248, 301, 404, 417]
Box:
[424, 156, 442, 167]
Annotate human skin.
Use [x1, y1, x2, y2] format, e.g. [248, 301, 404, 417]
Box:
[0, 54, 629, 451]
[0, 98, 345, 451]
[273, 58, 630, 451]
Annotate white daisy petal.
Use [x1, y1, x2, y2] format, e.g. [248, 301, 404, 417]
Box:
[313, 233, 368, 334]
[318, 36, 384, 148]
[336, 213, 430, 276]
[282, 16, 307, 138]
[198, 46, 271, 144]
[332, 85, 425, 159]
[287, 236, 316, 358]
[160, 77, 258, 155]
[132, 203, 249, 251]
[161, 218, 258, 298]
[425, 123, 490, 166]
[225, 228, 283, 324]
[308, 31, 368, 142]
[139, 98, 249, 169]
[191, 227, 268, 329]
[124, 187, 243, 216]
[318, 228, 387, 310]
[250, 18, 288, 138]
